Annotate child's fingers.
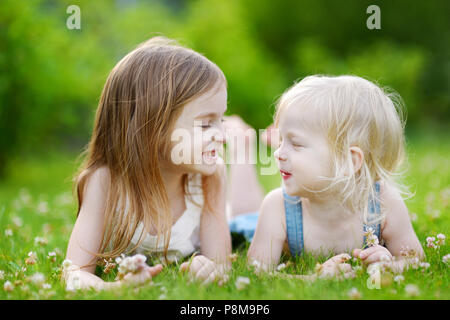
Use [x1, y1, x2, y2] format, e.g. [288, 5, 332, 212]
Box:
[328, 253, 351, 264]
[359, 246, 381, 259]
[148, 264, 163, 277]
[364, 252, 390, 265]
[337, 263, 352, 273]
[179, 262, 189, 273]
[195, 259, 216, 281]
[352, 248, 362, 258]
[202, 271, 218, 285]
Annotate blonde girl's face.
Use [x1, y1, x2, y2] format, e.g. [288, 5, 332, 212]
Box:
[168, 82, 227, 176]
[274, 103, 333, 198]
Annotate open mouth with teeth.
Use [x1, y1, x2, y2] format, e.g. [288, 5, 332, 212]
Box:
[202, 149, 218, 163]
[280, 170, 292, 180]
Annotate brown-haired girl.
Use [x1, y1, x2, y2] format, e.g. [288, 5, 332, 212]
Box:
[64, 36, 236, 290]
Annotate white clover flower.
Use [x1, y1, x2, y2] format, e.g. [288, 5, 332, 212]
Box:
[426, 236, 437, 249]
[410, 257, 420, 269]
[12, 216, 23, 227]
[436, 234, 445, 246]
[347, 287, 362, 300]
[25, 251, 38, 265]
[442, 254, 450, 265]
[252, 260, 261, 269]
[47, 251, 57, 262]
[3, 281, 14, 292]
[394, 275, 405, 283]
[42, 283, 52, 290]
[5, 229, 13, 237]
[19, 189, 31, 205]
[419, 262, 430, 270]
[34, 236, 48, 246]
[229, 253, 238, 262]
[62, 259, 73, 269]
[117, 254, 147, 277]
[37, 201, 49, 214]
[352, 265, 363, 273]
[235, 276, 250, 290]
[364, 228, 379, 247]
[0, 270, 4, 280]
[405, 284, 420, 297]
[29, 272, 46, 286]
[276, 263, 286, 271]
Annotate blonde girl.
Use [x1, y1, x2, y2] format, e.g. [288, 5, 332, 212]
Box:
[64, 37, 234, 290]
[248, 75, 424, 276]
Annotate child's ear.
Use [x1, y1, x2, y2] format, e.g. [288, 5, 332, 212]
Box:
[349, 146, 364, 174]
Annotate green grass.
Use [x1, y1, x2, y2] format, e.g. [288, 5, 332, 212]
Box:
[0, 131, 449, 300]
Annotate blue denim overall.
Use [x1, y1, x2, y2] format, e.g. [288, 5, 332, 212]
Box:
[283, 182, 381, 256]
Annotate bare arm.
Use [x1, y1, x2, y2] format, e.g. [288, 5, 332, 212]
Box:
[354, 181, 424, 272]
[64, 167, 162, 290]
[64, 167, 113, 290]
[199, 160, 232, 270]
[247, 188, 286, 271]
[381, 181, 424, 271]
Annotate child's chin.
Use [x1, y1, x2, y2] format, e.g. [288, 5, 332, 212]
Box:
[192, 163, 217, 176]
[283, 183, 301, 197]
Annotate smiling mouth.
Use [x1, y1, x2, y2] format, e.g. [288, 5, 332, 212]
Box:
[202, 149, 218, 163]
[280, 170, 292, 180]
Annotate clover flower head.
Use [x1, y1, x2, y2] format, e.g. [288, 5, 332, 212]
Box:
[419, 262, 430, 270]
[235, 276, 250, 290]
[47, 251, 57, 263]
[410, 257, 420, 269]
[426, 236, 437, 248]
[229, 253, 238, 262]
[5, 229, 13, 237]
[102, 258, 116, 274]
[117, 254, 147, 277]
[442, 254, 450, 265]
[42, 283, 52, 290]
[3, 281, 14, 292]
[34, 236, 48, 247]
[25, 251, 37, 265]
[29, 272, 46, 286]
[12, 216, 23, 227]
[436, 234, 445, 246]
[348, 287, 362, 300]
[62, 259, 73, 270]
[393, 275, 404, 283]
[0, 270, 4, 280]
[37, 201, 49, 214]
[276, 263, 286, 271]
[405, 284, 420, 297]
[364, 227, 379, 247]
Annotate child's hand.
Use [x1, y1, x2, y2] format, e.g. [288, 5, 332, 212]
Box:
[121, 264, 163, 286]
[316, 253, 355, 280]
[179, 255, 226, 285]
[353, 245, 392, 265]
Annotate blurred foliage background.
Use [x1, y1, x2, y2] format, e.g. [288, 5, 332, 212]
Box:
[0, 0, 449, 178]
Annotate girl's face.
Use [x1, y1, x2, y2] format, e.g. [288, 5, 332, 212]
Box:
[274, 103, 333, 198]
[167, 82, 227, 176]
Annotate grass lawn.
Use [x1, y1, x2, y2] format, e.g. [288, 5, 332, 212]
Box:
[0, 130, 449, 300]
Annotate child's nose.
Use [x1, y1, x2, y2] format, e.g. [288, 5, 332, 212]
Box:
[274, 148, 287, 161]
[212, 133, 226, 144]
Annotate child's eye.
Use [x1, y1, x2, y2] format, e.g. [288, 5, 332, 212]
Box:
[200, 124, 211, 129]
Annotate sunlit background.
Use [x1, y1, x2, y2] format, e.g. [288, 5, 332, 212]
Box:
[0, 0, 448, 299]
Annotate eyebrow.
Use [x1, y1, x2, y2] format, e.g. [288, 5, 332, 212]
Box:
[195, 107, 227, 119]
[286, 130, 306, 140]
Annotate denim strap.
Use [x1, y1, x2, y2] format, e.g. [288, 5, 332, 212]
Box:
[363, 181, 381, 244]
[283, 189, 304, 257]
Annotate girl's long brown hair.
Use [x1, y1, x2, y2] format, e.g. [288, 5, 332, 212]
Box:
[73, 36, 226, 264]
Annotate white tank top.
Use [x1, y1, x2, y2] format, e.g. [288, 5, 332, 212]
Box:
[127, 173, 204, 263]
